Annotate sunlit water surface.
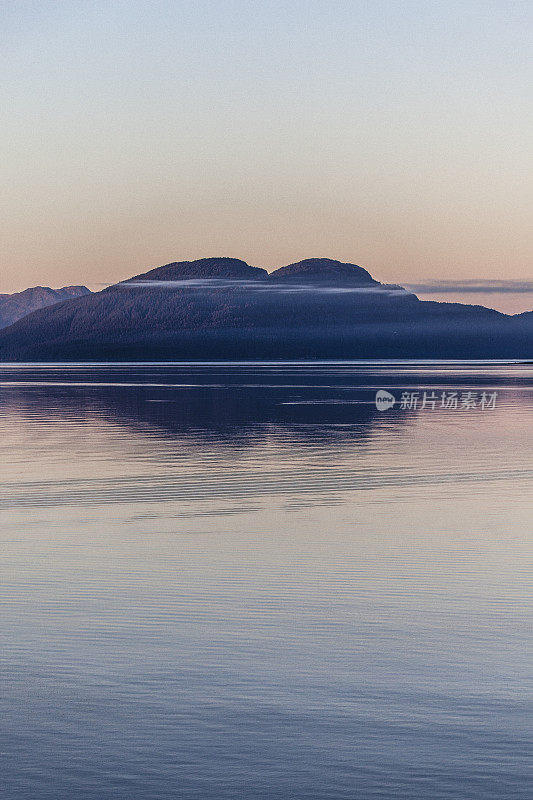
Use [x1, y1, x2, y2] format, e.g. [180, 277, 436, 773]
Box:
[1, 363, 532, 799]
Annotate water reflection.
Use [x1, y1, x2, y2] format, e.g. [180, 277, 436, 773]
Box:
[0, 364, 532, 800]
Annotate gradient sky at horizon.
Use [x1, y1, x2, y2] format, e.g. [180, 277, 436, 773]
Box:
[1, 0, 532, 312]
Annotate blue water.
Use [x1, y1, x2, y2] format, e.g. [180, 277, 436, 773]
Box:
[1, 363, 532, 799]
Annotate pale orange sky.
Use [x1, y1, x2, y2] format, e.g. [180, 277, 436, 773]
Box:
[1, 1, 532, 313]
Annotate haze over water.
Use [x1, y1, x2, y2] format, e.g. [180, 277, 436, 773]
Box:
[1, 362, 532, 799]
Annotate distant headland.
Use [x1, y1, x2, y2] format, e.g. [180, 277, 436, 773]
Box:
[0, 258, 531, 361]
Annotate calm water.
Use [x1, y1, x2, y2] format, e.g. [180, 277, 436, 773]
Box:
[1, 362, 532, 800]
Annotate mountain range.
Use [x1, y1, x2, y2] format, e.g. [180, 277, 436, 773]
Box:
[0, 258, 530, 361]
[0, 285, 90, 331]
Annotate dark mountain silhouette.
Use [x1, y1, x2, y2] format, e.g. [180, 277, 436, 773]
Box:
[0, 257, 530, 361]
[269, 258, 378, 285]
[128, 256, 268, 282]
[0, 285, 91, 330]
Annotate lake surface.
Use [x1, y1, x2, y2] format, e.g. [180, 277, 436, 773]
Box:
[1, 362, 532, 799]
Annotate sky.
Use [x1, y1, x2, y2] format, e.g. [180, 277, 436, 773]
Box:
[1, 0, 532, 312]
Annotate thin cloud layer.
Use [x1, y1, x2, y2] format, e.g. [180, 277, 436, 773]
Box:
[406, 280, 533, 295]
[117, 279, 408, 295]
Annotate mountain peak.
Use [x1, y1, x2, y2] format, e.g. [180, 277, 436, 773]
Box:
[57, 285, 91, 298]
[127, 257, 268, 283]
[268, 258, 379, 285]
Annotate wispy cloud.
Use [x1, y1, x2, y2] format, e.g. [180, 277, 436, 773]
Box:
[116, 279, 408, 295]
[405, 280, 533, 295]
